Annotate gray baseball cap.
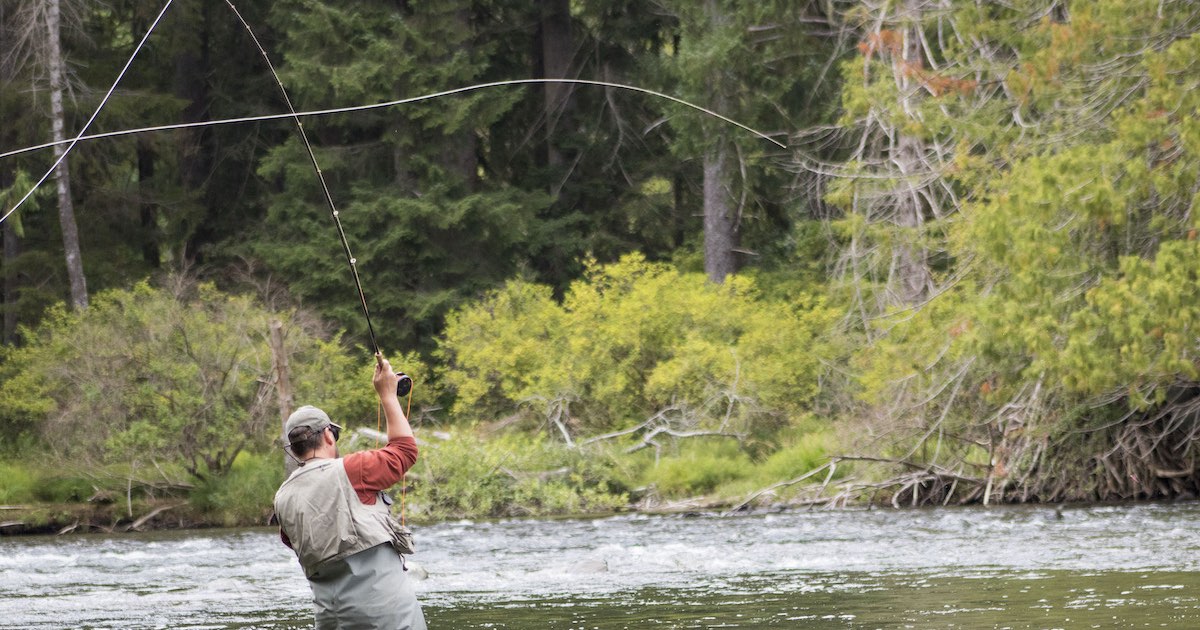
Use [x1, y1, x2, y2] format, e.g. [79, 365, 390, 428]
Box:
[284, 405, 335, 438]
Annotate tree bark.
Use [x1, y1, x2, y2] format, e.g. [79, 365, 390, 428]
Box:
[703, 135, 739, 283]
[269, 319, 297, 478]
[137, 139, 160, 268]
[2, 207, 17, 345]
[174, 2, 212, 265]
[888, 0, 933, 304]
[702, 0, 739, 284]
[539, 0, 573, 170]
[45, 0, 87, 310]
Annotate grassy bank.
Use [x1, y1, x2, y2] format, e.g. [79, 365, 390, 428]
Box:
[0, 425, 844, 535]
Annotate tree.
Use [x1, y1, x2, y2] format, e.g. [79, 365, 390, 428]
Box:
[1, 0, 89, 310]
[661, 0, 831, 283]
[43, 0, 88, 310]
[253, 0, 550, 353]
[829, 0, 1200, 504]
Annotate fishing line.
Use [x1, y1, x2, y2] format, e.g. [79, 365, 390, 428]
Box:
[0, 80, 788, 164]
[0, 0, 174, 226]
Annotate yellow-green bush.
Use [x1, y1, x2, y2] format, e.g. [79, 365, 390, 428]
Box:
[439, 254, 838, 434]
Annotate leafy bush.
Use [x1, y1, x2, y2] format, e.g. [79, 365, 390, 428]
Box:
[439, 254, 837, 437]
[638, 440, 752, 497]
[0, 277, 380, 479]
[759, 430, 836, 482]
[410, 431, 627, 519]
[190, 451, 285, 527]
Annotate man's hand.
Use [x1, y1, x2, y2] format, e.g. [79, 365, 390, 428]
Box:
[374, 354, 400, 400]
[373, 353, 414, 438]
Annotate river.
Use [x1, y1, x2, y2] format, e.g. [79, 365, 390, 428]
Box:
[2, 502, 1200, 628]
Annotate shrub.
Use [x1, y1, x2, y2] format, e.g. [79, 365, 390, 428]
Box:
[0, 278, 379, 480]
[439, 254, 837, 438]
[410, 430, 627, 519]
[639, 440, 752, 497]
[0, 462, 36, 504]
[190, 451, 285, 527]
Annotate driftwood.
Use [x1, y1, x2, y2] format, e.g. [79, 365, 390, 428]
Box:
[723, 461, 838, 515]
[348, 427, 452, 449]
[126, 503, 184, 532]
[578, 406, 745, 462]
[499, 466, 570, 482]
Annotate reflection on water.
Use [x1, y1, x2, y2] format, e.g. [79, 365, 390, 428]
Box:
[2, 502, 1200, 628]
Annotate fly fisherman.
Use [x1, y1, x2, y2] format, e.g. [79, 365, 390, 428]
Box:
[274, 356, 427, 630]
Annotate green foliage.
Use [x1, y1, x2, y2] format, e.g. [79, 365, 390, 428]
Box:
[440, 254, 838, 434]
[839, 3, 1200, 503]
[0, 462, 37, 504]
[253, 0, 553, 353]
[0, 278, 370, 479]
[759, 430, 836, 482]
[411, 430, 627, 519]
[190, 451, 285, 527]
[640, 440, 751, 497]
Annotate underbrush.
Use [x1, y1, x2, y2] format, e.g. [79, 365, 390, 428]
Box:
[189, 451, 285, 527]
[0, 457, 102, 504]
[409, 431, 629, 520]
[409, 424, 842, 519]
[1, 424, 842, 531]
[627, 427, 841, 504]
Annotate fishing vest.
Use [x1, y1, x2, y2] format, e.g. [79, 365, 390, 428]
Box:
[274, 458, 396, 578]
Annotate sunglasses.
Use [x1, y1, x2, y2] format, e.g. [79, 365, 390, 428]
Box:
[326, 423, 343, 442]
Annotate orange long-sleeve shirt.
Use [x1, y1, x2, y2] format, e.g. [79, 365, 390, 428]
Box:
[343, 436, 419, 504]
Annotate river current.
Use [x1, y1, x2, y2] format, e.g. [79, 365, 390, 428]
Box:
[2, 502, 1200, 628]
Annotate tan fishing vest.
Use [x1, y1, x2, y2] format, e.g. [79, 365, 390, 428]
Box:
[274, 458, 396, 578]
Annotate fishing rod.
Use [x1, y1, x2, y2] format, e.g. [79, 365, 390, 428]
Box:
[223, 0, 410, 396]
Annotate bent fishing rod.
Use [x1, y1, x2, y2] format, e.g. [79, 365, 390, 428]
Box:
[224, 0, 413, 395]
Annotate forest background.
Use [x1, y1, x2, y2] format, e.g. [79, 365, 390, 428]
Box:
[2, 0, 1200, 532]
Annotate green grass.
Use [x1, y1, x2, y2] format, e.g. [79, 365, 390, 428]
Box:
[0, 462, 37, 504]
[190, 451, 286, 527]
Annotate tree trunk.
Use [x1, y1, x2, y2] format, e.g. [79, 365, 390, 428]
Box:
[888, 0, 933, 304]
[137, 139, 160, 268]
[539, 0, 573, 171]
[270, 319, 298, 478]
[45, 0, 87, 310]
[702, 0, 739, 284]
[2, 207, 17, 345]
[441, 5, 478, 192]
[174, 2, 212, 265]
[703, 136, 738, 283]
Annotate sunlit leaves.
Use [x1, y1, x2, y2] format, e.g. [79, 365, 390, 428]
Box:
[439, 254, 837, 434]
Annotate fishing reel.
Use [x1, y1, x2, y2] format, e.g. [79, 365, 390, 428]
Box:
[396, 372, 413, 397]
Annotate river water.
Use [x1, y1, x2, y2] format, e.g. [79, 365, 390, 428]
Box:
[2, 502, 1200, 628]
